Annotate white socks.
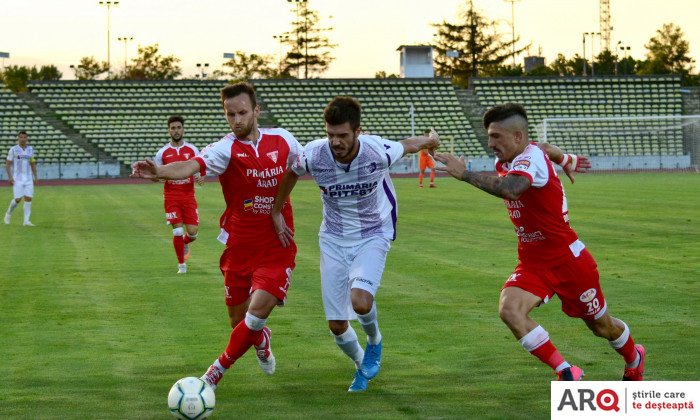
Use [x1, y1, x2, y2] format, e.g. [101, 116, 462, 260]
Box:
[7, 198, 18, 214]
[23, 202, 31, 223]
[334, 326, 364, 369]
[244, 312, 267, 332]
[357, 302, 382, 345]
[518, 325, 549, 352]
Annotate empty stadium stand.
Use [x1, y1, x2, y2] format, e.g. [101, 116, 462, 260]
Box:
[28, 78, 484, 167]
[253, 78, 483, 156]
[28, 80, 230, 166]
[470, 75, 684, 156]
[19, 75, 689, 175]
[0, 86, 93, 164]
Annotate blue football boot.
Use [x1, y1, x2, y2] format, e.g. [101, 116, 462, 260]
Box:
[360, 341, 382, 379]
[348, 370, 369, 392]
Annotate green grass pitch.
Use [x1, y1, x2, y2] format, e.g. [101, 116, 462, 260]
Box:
[1, 172, 698, 418]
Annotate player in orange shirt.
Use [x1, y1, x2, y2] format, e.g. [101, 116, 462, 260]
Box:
[418, 129, 436, 188]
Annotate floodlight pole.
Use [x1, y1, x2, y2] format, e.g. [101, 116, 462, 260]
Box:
[504, 0, 521, 66]
[117, 36, 133, 70]
[582, 33, 588, 76]
[287, 0, 307, 78]
[273, 34, 290, 73]
[196, 63, 210, 79]
[589, 32, 601, 76]
[99, 1, 119, 78]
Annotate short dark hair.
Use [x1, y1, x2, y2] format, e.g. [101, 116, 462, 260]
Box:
[220, 82, 257, 108]
[18, 130, 28, 136]
[483, 103, 528, 129]
[167, 115, 184, 126]
[324, 96, 361, 130]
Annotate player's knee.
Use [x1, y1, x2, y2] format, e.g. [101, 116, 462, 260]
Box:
[172, 227, 184, 237]
[328, 320, 349, 336]
[353, 302, 372, 315]
[586, 317, 616, 339]
[351, 295, 373, 315]
[498, 302, 523, 327]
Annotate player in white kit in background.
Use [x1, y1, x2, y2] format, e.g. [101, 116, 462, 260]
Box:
[271, 96, 439, 392]
[5, 131, 38, 226]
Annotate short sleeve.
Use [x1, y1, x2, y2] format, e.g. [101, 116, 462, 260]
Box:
[198, 137, 232, 176]
[291, 146, 309, 176]
[371, 135, 404, 168]
[508, 146, 549, 187]
[6, 147, 13, 162]
[154, 147, 165, 166]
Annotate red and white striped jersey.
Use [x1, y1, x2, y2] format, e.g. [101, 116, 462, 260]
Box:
[496, 142, 584, 268]
[154, 142, 200, 200]
[195, 128, 302, 247]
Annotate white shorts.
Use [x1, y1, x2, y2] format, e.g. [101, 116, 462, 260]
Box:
[13, 179, 33, 199]
[319, 235, 391, 321]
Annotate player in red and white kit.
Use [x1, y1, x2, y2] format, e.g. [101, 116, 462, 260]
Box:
[131, 82, 302, 391]
[435, 103, 645, 381]
[154, 116, 201, 274]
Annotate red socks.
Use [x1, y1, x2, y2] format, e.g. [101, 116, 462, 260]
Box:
[218, 321, 263, 369]
[173, 235, 185, 264]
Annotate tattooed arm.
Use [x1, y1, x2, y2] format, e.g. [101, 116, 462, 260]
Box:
[461, 170, 530, 200]
[433, 152, 531, 200]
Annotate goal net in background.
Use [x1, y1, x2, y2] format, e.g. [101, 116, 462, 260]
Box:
[536, 115, 700, 172]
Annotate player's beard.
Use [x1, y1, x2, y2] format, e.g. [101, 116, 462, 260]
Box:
[233, 120, 254, 140]
[334, 138, 358, 162]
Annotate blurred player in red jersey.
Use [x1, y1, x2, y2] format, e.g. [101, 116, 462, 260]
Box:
[434, 103, 645, 381]
[154, 116, 201, 274]
[418, 129, 437, 188]
[131, 82, 302, 391]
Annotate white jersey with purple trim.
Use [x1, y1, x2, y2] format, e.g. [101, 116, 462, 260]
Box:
[6, 145, 35, 182]
[292, 134, 405, 243]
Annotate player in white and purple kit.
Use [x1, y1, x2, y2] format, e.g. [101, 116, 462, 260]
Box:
[435, 103, 645, 382]
[5, 131, 38, 226]
[271, 96, 439, 392]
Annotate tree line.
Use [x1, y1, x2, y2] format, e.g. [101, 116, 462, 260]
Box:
[1, 1, 696, 92]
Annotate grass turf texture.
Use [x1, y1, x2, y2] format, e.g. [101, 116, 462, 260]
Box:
[1, 173, 698, 418]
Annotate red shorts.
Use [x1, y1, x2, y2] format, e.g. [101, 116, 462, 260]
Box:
[220, 241, 297, 307]
[502, 249, 607, 320]
[164, 196, 198, 226]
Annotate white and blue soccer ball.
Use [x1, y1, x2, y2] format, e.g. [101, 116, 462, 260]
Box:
[167, 377, 215, 419]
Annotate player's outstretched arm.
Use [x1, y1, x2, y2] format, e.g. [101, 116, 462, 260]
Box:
[400, 129, 440, 156]
[131, 158, 200, 181]
[538, 143, 591, 184]
[270, 169, 300, 248]
[434, 152, 530, 200]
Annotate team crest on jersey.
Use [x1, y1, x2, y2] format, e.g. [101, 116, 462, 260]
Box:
[243, 199, 254, 211]
[183, 153, 191, 159]
[512, 159, 531, 171]
[266, 151, 279, 163]
[579, 288, 597, 303]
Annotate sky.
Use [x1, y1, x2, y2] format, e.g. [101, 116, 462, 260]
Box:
[1, 0, 698, 79]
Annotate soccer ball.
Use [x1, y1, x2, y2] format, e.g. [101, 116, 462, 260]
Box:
[167, 377, 216, 419]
